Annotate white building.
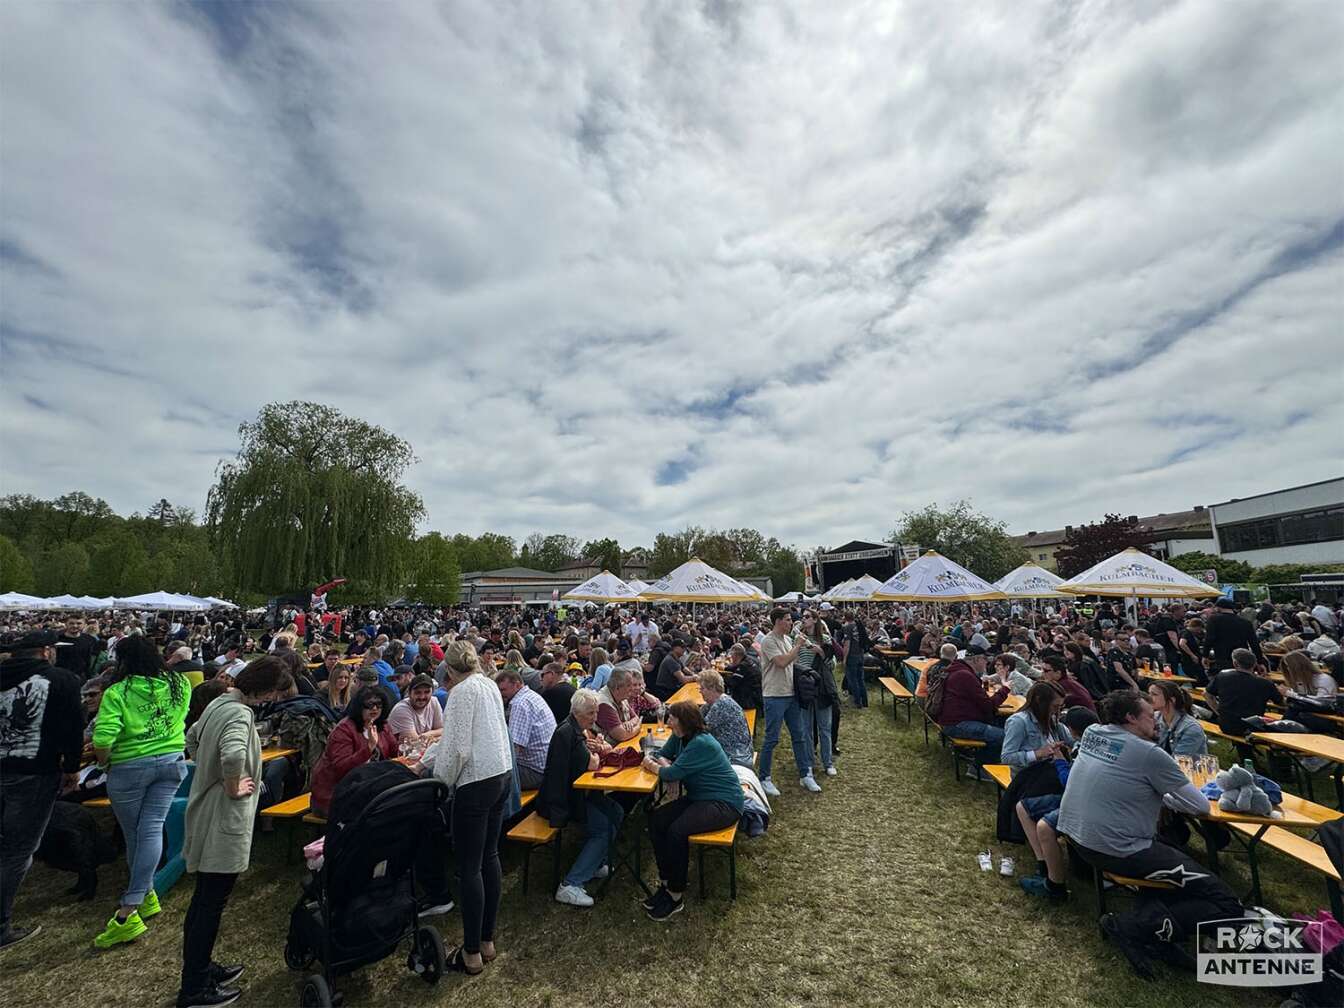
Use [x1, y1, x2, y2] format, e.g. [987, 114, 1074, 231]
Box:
[1208, 478, 1344, 566]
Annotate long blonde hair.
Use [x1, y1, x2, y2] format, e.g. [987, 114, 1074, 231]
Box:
[1280, 649, 1318, 695]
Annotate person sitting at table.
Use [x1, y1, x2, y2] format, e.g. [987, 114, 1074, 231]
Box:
[1147, 680, 1207, 757]
[935, 645, 1008, 764]
[538, 660, 576, 723]
[652, 638, 693, 701]
[723, 643, 762, 712]
[316, 663, 354, 714]
[627, 667, 664, 723]
[308, 685, 399, 818]
[1065, 642, 1109, 700]
[388, 673, 444, 747]
[311, 649, 341, 685]
[1204, 647, 1280, 739]
[595, 666, 644, 744]
[1057, 690, 1243, 978]
[581, 646, 613, 691]
[1276, 648, 1340, 733]
[1035, 655, 1096, 714]
[494, 666, 556, 790]
[640, 701, 745, 921]
[1002, 682, 1072, 774]
[698, 669, 754, 769]
[992, 653, 1034, 697]
[538, 689, 623, 909]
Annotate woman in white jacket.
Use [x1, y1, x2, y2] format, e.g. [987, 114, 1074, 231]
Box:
[433, 641, 512, 975]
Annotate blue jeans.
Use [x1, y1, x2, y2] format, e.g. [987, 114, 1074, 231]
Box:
[844, 654, 868, 707]
[564, 795, 623, 887]
[0, 771, 59, 939]
[760, 696, 811, 780]
[945, 722, 1004, 764]
[801, 703, 834, 770]
[106, 752, 188, 906]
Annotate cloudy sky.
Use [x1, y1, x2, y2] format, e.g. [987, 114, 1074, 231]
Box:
[2, 0, 1341, 552]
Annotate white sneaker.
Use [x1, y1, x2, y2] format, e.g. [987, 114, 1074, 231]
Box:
[800, 775, 821, 793]
[999, 856, 1015, 877]
[977, 851, 993, 872]
[825, 766, 837, 777]
[762, 778, 781, 797]
[555, 884, 594, 908]
[591, 864, 610, 880]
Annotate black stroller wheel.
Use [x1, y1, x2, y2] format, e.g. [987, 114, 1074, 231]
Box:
[301, 974, 332, 1007]
[284, 940, 314, 971]
[410, 926, 445, 984]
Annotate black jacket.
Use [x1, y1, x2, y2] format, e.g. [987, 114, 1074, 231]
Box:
[538, 715, 592, 828]
[1205, 612, 1261, 669]
[0, 656, 84, 776]
[725, 655, 762, 711]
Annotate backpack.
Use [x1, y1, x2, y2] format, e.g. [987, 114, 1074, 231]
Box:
[265, 696, 339, 790]
[925, 660, 951, 719]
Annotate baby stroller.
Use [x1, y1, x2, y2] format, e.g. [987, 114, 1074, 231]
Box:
[284, 777, 450, 1006]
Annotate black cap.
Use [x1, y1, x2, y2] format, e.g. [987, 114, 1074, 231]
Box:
[410, 673, 435, 690]
[1214, 597, 1237, 609]
[965, 644, 989, 657]
[13, 630, 58, 650]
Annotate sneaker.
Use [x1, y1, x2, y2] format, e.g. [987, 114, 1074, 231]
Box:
[825, 766, 837, 777]
[591, 864, 610, 880]
[999, 856, 1015, 877]
[645, 889, 684, 922]
[1019, 876, 1068, 902]
[555, 884, 595, 908]
[93, 910, 147, 949]
[0, 924, 40, 951]
[139, 890, 161, 919]
[800, 775, 821, 793]
[641, 885, 668, 912]
[209, 963, 244, 986]
[175, 984, 241, 1008]
[1100, 913, 1156, 981]
[761, 778, 781, 797]
[418, 899, 455, 917]
[977, 851, 993, 872]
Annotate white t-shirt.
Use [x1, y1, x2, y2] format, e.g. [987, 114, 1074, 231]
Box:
[1312, 605, 1338, 631]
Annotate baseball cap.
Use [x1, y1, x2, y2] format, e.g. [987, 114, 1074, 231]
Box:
[13, 630, 58, 650]
[964, 644, 989, 657]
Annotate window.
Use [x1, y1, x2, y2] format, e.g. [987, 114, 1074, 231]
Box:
[1219, 506, 1344, 553]
[1038, 553, 1047, 561]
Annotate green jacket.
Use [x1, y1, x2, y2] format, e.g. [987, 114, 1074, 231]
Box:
[184, 692, 261, 874]
[655, 732, 745, 811]
[91, 674, 190, 765]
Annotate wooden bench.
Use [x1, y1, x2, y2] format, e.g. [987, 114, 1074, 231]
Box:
[689, 821, 739, 899]
[1057, 833, 1178, 914]
[744, 709, 757, 737]
[505, 812, 562, 894]
[878, 676, 914, 724]
[1227, 822, 1343, 919]
[982, 764, 1012, 792]
[943, 736, 986, 782]
[83, 797, 111, 808]
[519, 789, 538, 811]
[260, 792, 314, 861]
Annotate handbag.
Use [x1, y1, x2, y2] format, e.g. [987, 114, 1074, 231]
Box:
[1293, 910, 1344, 955]
[593, 748, 643, 778]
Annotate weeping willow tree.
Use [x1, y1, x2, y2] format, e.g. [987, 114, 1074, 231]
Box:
[206, 402, 424, 596]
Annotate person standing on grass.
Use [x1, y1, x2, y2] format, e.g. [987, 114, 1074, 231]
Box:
[0, 630, 83, 951]
[758, 608, 819, 796]
[841, 609, 870, 709]
[177, 657, 293, 1008]
[89, 634, 192, 949]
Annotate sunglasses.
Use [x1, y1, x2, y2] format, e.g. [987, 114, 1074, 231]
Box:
[362, 702, 383, 711]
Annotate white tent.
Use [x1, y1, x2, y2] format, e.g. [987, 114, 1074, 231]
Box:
[563, 570, 643, 603]
[113, 591, 211, 612]
[992, 562, 1070, 599]
[624, 580, 650, 595]
[0, 592, 55, 611]
[824, 574, 886, 602]
[732, 578, 768, 602]
[44, 594, 86, 609]
[202, 596, 240, 609]
[639, 559, 760, 603]
[872, 551, 1006, 601]
[1058, 547, 1220, 599]
[774, 590, 807, 602]
[818, 578, 855, 601]
[75, 596, 116, 609]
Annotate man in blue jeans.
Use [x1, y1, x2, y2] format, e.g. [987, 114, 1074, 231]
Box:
[1, 630, 84, 950]
[934, 645, 1008, 764]
[758, 609, 820, 795]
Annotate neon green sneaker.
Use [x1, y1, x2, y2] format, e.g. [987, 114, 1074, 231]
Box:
[93, 911, 146, 949]
[139, 890, 161, 919]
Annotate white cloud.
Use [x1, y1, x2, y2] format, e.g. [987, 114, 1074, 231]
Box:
[2, 0, 1341, 554]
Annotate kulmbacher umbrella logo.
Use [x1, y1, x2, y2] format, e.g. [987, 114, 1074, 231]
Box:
[928, 571, 973, 593]
[1196, 916, 1322, 986]
[1098, 561, 1178, 584]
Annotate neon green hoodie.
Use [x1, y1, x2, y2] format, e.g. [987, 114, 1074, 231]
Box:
[91, 674, 191, 765]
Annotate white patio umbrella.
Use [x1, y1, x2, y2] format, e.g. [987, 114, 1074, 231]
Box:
[818, 578, 855, 601]
[563, 570, 643, 603]
[732, 578, 768, 602]
[0, 592, 55, 611]
[1058, 547, 1220, 600]
[624, 580, 650, 595]
[872, 551, 1006, 602]
[44, 594, 86, 609]
[993, 562, 1070, 599]
[825, 574, 886, 602]
[76, 596, 116, 609]
[774, 590, 807, 602]
[202, 596, 240, 609]
[113, 591, 211, 612]
[639, 559, 759, 603]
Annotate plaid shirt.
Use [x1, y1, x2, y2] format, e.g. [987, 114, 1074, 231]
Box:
[506, 685, 557, 773]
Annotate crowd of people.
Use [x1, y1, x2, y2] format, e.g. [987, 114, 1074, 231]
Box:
[2, 590, 1341, 999]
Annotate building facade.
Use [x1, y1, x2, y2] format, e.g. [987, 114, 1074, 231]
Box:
[1012, 508, 1215, 572]
[1209, 478, 1344, 566]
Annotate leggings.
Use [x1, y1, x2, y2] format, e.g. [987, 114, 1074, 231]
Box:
[451, 772, 509, 953]
[179, 871, 237, 995]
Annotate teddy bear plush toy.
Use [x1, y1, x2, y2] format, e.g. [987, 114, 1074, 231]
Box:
[1214, 764, 1273, 816]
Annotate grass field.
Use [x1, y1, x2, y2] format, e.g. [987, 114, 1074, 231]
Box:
[3, 684, 1323, 1008]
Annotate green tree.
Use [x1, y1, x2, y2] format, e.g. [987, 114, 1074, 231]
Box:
[449, 533, 517, 572]
[205, 401, 424, 596]
[581, 538, 623, 574]
[1052, 513, 1149, 579]
[86, 531, 148, 596]
[524, 534, 580, 572]
[405, 533, 462, 606]
[1251, 561, 1344, 585]
[0, 533, 35, 593]
[1166, 551, 1255, 584]
[36, 541, 91, 596]
[649, 528, 699, 577]
[52, 491, 115, 542]
[757, 540, 804, 594]
[890, 501, 1027, 582]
